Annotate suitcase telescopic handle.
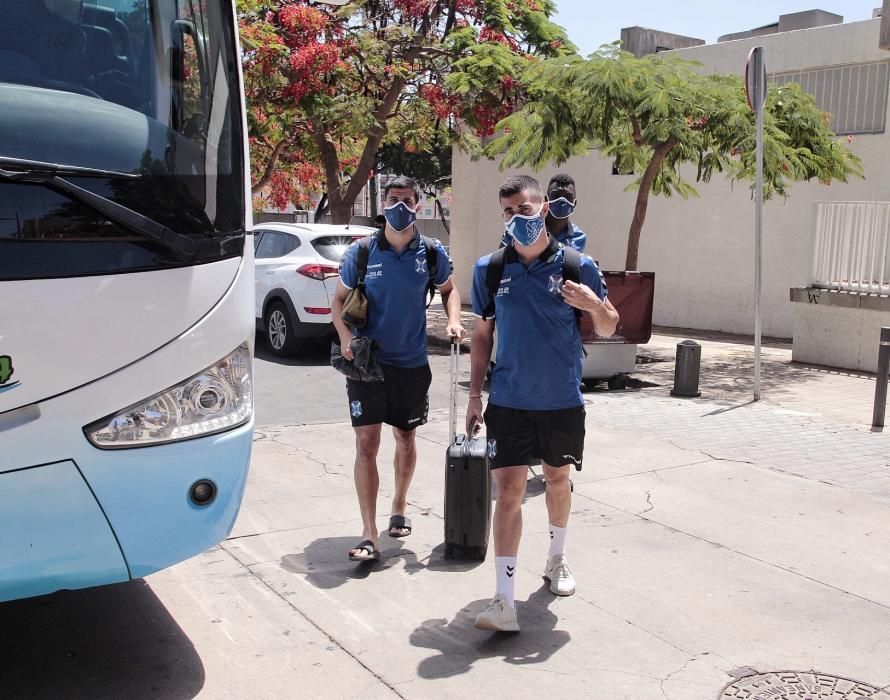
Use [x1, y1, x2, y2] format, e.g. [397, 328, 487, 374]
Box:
[449, 336, 460, 443]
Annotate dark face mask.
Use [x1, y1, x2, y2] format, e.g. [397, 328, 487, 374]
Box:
[384, 202, 417, 232]
[548, 196, 576, 219]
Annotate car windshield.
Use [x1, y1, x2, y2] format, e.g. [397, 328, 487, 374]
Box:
[312, 235, 362, 263]
[0, 0, 245, 278]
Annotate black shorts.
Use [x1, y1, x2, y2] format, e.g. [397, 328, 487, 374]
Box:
[346, 363, 432, 431]
[483, 403, 585, 470]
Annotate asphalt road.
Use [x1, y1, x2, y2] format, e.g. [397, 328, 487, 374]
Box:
[252, 332, 463, 428]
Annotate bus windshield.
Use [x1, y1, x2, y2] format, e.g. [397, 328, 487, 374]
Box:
[0, 0, 245, 279]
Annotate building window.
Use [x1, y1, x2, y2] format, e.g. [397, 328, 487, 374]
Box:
[772, 60, 890, 135]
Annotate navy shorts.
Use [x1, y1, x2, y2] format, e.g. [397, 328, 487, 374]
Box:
[483, 403, 585, 470]
[346, 363, 431, 431]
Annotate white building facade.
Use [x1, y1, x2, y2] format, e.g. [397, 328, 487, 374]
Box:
[450, 16, 890, 366]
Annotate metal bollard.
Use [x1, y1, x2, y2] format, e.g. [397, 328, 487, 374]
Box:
[872, 327, 890, 428]
[671, 340, 702, 397]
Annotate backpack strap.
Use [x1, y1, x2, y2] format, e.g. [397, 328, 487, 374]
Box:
[354, 236, 371, 286]
[421, 235, 439, 308]
[562, 246, 583, 330]
[483, 247, 506, 321]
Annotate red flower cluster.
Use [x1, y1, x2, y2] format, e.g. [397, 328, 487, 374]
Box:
[268, 171, 296, 211]
[279, 3, 327, 43]
[394, 0, 432, 18]
[419, 83, 459, 119]
[472, 101, 513, 137]
[479, 26, 519, 50]
[286, 42, 342, 101]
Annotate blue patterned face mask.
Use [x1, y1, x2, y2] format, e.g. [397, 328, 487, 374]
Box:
[504, 205, 546, 246]
[548, 196, 575, 219]
[384, 202, 417, 232]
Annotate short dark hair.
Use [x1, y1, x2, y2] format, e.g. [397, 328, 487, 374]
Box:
[498, 175, 545, 203]
[384, 176, 421, 203]
[547, 174, 576, 198]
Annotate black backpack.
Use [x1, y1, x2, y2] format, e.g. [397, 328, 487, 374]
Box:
[352, 235, 440, 308]
[482, 244, 582, 327]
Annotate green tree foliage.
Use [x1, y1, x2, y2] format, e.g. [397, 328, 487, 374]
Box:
[237, 0, 572, 220]
[488, 45, 863, 270]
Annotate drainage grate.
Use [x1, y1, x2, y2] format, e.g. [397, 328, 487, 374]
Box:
[720, 671, 890, 699]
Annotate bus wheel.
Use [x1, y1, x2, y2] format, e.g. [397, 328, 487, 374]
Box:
[265, 301, 300, 357]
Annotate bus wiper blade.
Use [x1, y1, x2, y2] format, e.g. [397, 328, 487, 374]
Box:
[0, 156, 140, 179]
[0, 169, 197, 260]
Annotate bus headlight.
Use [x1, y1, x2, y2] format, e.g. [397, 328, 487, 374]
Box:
[84, 344, 253, 449]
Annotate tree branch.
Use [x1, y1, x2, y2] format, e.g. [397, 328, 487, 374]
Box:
[251, 138, 289, 195]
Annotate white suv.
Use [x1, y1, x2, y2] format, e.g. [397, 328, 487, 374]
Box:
[254, 223, 377, 356]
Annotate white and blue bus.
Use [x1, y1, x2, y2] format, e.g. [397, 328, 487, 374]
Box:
[0, 0, 254, 602]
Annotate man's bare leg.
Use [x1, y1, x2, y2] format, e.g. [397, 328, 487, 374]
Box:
[350, 424, 382, 556]
[389, 427, 417, 536]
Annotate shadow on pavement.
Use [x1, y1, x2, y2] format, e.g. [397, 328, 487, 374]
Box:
[410, 584, 570, 678]
[0, 580, 204, 700]
[282, 536, 419, 588]
[423, 543, 487, 573]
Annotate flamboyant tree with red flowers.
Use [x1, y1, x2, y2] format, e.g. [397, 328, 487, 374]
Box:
[238, 0, 572, 219]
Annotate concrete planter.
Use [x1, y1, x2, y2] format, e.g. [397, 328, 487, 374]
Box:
[790, 287, 890, 372]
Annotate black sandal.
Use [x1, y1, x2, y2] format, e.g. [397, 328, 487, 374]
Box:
[388, 515, 412, 538]
[348, 539, 380, 561]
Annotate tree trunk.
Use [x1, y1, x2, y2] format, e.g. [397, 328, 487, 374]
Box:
[313, 193, 329, 223]
[625, 140, 677, 271]
[434, 196, 450, 235]
[328, 199, 352, 224]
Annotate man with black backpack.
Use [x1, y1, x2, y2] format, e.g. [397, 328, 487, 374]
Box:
[331, 176, 464, 563]
[466, 175, 618, 632]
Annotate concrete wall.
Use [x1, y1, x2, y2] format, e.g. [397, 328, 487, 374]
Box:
[619, 27, 704, 58]
[791, 290, 890, 372]
[450, 18, 890, 339]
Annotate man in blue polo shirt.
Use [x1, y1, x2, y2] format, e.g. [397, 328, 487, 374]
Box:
[331, 176, 464, 563]
[500, 173, 587, 252]
[467, 174, 619, 632]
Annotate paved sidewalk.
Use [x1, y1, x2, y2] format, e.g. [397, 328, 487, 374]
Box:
[139, 302, 890, 699]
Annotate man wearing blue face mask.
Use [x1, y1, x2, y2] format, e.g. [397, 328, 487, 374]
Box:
[545, 173, 587, 253]
[500, 174, 586, 253]
[467, 175, 619, 632]
[331, 176, 465, 562]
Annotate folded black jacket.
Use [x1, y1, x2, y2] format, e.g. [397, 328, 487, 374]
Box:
[330, 336, 384, 383]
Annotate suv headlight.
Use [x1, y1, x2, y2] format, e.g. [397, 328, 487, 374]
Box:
[84, 344, 252, 449]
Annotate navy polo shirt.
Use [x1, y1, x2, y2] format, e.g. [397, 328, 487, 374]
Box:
[340, 231, 451, 368]
[471, 237, 607, 410]
[500, 220, 587, 253]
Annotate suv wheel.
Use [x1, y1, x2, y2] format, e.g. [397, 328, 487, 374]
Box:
[265, 301, 300, 357]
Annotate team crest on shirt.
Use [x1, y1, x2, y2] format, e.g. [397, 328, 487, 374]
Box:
[487, 439, 498, 459]
[415, 257, 427, 274]
[351, 400, 362, 417]
[548, 274, 563, 295]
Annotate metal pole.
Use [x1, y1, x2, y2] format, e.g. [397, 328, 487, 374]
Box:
[754, 49, 764, 402]
[873, 327, 890, 428]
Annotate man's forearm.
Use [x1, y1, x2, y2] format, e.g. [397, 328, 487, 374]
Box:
[469, 324, 493, 395]
[331, 294, 351, 341]
[587, 302, 619, 337]
[442, 287, 462, 326]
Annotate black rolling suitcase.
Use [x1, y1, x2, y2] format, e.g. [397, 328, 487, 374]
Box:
[444, 339, 491, 560]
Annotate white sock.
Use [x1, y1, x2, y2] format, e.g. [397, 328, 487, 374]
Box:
[548, 524, 567, 558]
[495, 556, 517, 609]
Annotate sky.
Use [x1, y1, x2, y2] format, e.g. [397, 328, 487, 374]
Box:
[551, 1, 884, 57]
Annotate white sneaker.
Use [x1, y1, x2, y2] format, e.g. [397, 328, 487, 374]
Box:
[544, 554, 576, 596]
[474, 593, 520, 632]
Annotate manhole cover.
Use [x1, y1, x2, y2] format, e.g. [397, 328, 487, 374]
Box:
[720, 671, 890, 699]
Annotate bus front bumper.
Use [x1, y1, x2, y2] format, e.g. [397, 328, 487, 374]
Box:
[0, 420, 253, 603]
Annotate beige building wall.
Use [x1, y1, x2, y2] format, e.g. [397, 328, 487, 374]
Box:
[450, 18, 890, 338]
